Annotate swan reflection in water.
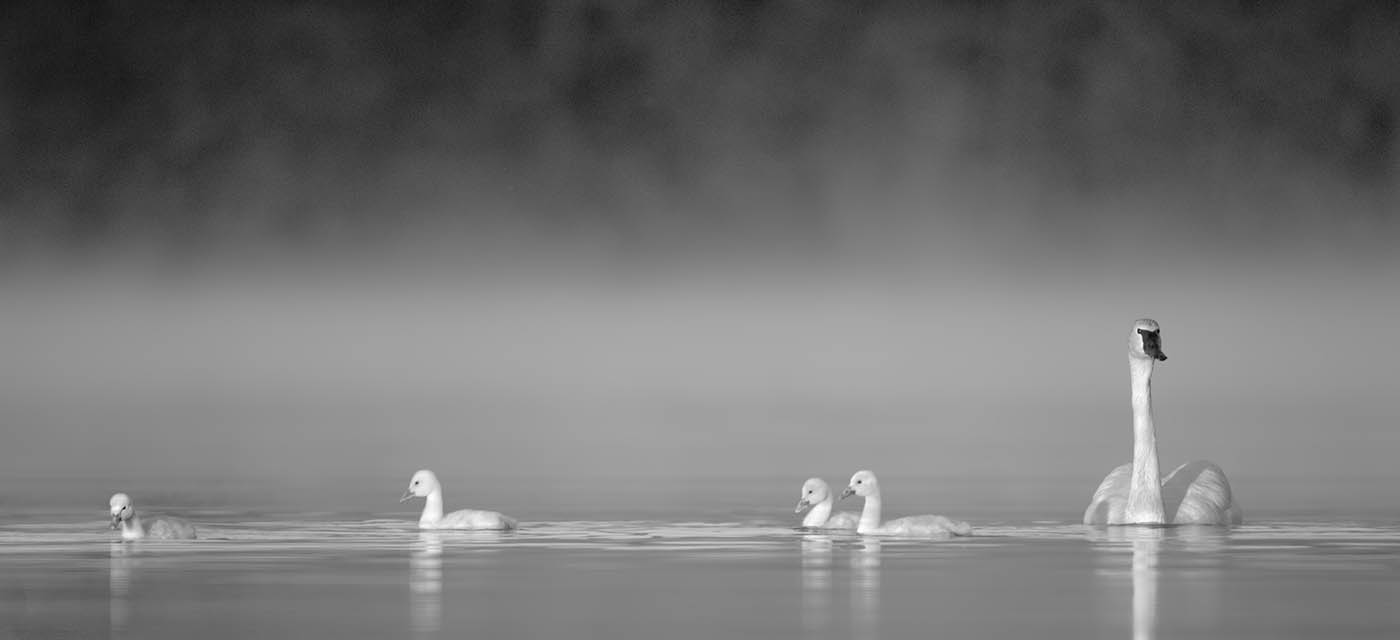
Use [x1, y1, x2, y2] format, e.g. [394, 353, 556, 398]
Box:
[1089, 526, 1229, 640]
[799, 533, 834, 636]
[109, 541, 137, 637]
[1131, 528, 1162, 640]
[850, 537, 881, 640]
[410, 531, 444, 636]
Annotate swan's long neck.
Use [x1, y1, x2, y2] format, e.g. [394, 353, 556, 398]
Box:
[1126, 356, 1165, 524]
[802, 497, 834, 528]
[857, 492, 882, 533]
[420, 488, 445, 525]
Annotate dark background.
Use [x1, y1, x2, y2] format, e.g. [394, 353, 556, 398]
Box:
[4, 0, 1395, 262]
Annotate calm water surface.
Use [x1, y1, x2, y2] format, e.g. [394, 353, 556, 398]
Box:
[2, 482, 1399, 639]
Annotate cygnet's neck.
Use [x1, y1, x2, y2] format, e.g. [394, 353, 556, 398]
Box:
[419, 488, 445, 525]
[1126, 356, 1165, 524]
[857, 492, 882, 533]
[801, 496, 835, 528]
[120, 516, 144, 540]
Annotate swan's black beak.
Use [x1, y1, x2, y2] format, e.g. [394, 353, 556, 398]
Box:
[399, 490, 415, 503]
[840, 487, 855, 500]
[794, 499, 811, 514]
[1139, 329, 1167, 361]
[110, 516, 120, 529]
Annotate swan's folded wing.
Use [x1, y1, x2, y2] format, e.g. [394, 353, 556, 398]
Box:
[1162, 460, 1241, 525]
[1084, 463, 1132, 525]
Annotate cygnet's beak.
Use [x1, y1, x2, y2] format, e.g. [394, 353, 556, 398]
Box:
[110, 515, 121, 529]
[399, 490, 415, 503]
[840, 487, 855, 500]
[794, 499, 811, 514]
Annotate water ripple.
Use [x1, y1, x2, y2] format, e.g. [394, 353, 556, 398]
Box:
[3, 516, 1399, 557]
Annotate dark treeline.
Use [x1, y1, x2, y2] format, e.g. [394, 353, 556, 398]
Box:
[2, 0, 1396, 256]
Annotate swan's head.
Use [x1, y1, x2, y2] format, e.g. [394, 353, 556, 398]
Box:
[840, 470, 879, 499]
[401, 469, 441, 502]
[1130, 319, 1167, 362]
[795, 478, 833, 513]
[109, 493, 133, 528]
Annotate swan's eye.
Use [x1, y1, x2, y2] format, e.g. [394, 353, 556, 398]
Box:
[856, 480, 863, 484]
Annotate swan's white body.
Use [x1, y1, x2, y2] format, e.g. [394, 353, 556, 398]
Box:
[401, 469, 518, 531]
[840, 471, 972, 537]
[1084, 319, 1242, 526]
[794, 478, 859, 530]
[109, 493, 197, 540]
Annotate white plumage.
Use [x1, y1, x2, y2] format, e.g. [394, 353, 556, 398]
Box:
[840, 470, 972, 537]
[1084, 319, 1243, 526]
[794, 478, 859, 530]
[109, 493, 197, 540]
[401, 469, 518, 531]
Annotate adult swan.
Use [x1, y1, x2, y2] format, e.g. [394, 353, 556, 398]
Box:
[1084, 319, 1243, 526]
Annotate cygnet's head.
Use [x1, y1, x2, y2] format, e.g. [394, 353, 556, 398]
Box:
[401, 469, 441, 502]
[794, 478, 833, 514]
[841, 470, 879, 499]
[1130, 319, 1167, 362]
[109, 493, 133, 528]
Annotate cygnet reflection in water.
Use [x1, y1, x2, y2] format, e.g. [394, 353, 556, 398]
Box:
[410, 531, 444, 636]
[109, 541, 137, 637]
[800, 533, 834, 635]
[850, 538, 881, 640]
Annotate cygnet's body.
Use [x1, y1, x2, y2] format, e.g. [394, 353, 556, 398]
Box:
[841, 470, 972, 537]
[794, 478, 859, 530]
[109, 493, 197, 540]
[400, 469, 518, 531]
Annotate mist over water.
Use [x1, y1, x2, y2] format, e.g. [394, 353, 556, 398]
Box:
[2, 1, 1398, 517]
[2, 261, 1396, 517]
